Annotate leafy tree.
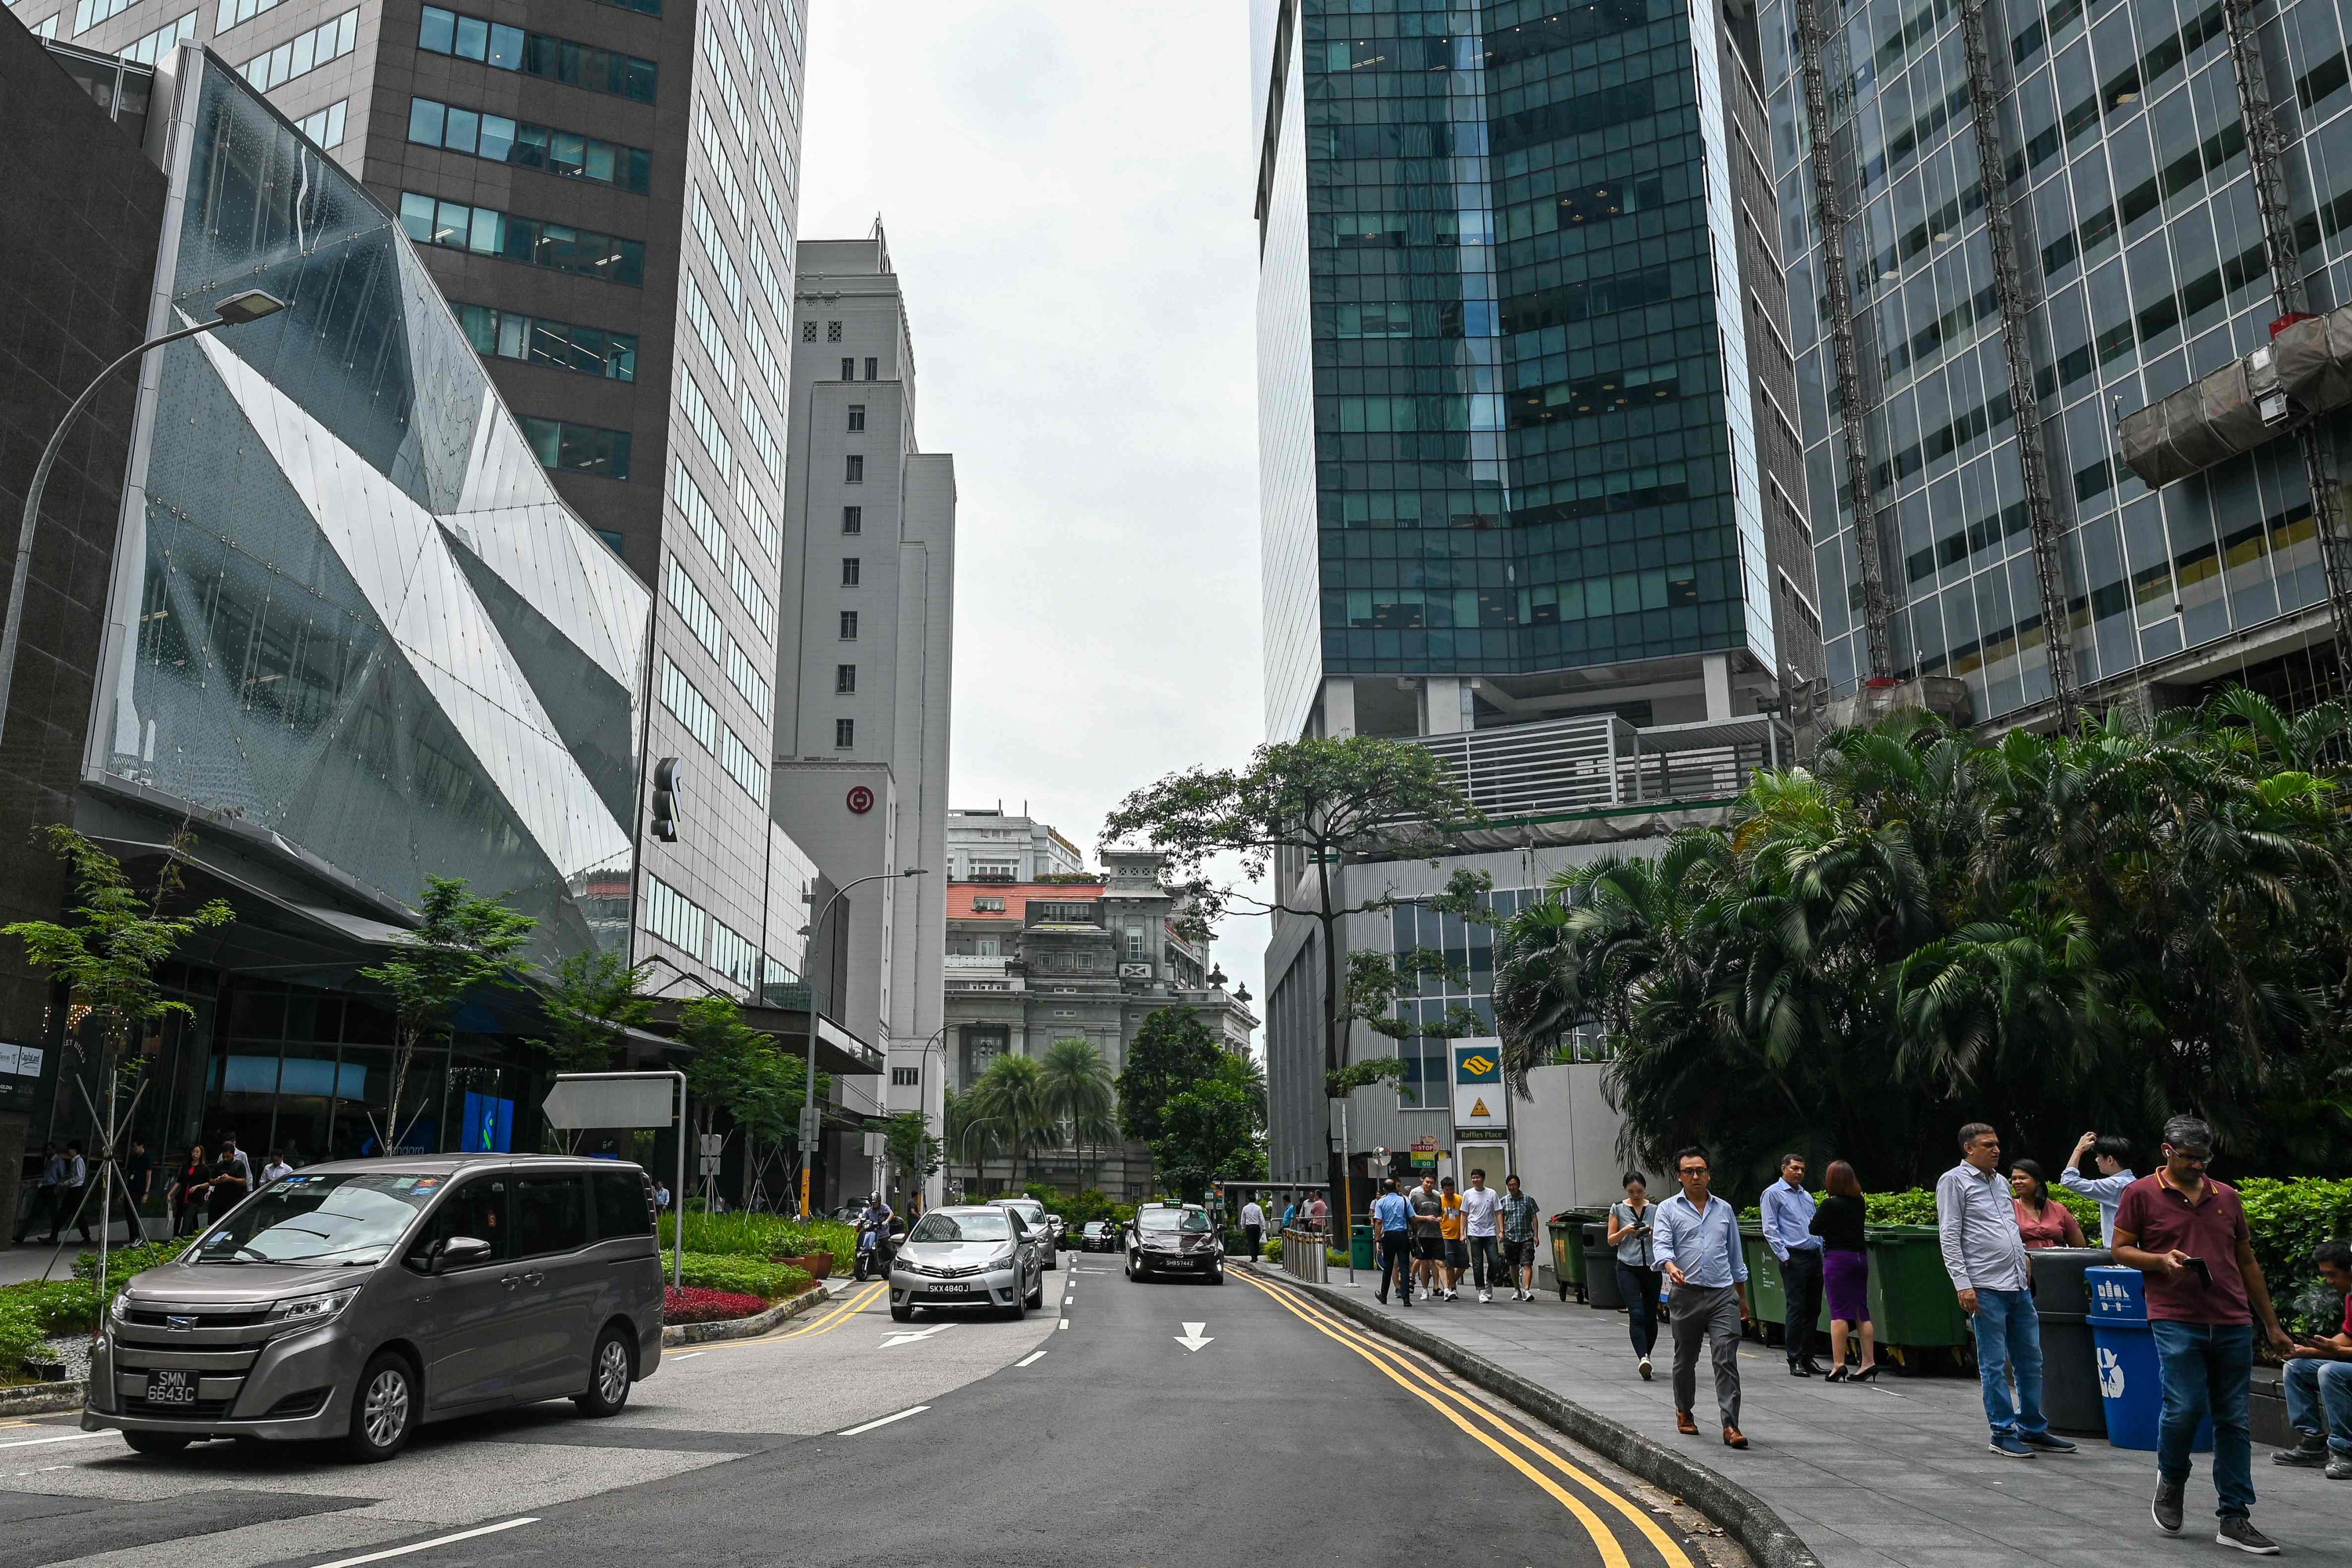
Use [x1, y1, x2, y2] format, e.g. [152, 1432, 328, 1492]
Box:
[880, 1111, 940, 1200]
[676, 994, 818, 1208]
[1150, 1052, 1267, 1200]
[1038, 1037, 1118, 1192]
[526, 949, 655, 1073]
[357, 875, 534, 1153]
[964, 1052, 1059, 1191]
[1117, 1007, 1226, 1150]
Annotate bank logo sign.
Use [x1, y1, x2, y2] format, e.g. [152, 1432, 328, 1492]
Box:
[1452, 1039, 1507, 1133]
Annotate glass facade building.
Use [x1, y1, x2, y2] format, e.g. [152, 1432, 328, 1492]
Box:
[1254, 0, 1821, 744]
[1759, 0, 2347, 721]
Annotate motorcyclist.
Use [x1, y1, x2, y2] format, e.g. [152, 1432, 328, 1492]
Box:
[855, 1194, 895, 1278]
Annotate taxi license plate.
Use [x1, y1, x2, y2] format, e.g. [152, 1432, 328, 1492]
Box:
[145, 1369, 197, 1405]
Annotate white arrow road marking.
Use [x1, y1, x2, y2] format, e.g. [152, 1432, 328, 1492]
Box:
[312, 1517, 540, 1568]
[880, 1322, 960, 1349]
[1175, 1321, 1214, 1353]
[839, 1404, 929, 1435]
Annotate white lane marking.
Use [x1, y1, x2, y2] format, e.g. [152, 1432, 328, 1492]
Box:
[880, 1322, 959, 1349]
[670, 1350, 706, 1361]
[0, 1431, 110, 1450]
[1175, 1320, 1215, 1353]
[1057, 1318, 1069, 1330]
[312, 1517, 540, 1568]
[1015, 1349, 1048, 1367]
[839, 1404, 930, 1435]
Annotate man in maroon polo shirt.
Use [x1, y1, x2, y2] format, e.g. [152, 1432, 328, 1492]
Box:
[2110, 1114, 2294, 1556]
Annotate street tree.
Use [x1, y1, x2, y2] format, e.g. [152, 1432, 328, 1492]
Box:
[1115, 1006, 1225, 1150]
[964, 1052, 1058, 1191]
[676, 994, 808, 1207]
[1150, 1052, 1266, 1201]
[526, 949, 656, 1075]
[880, 1111, 941, 1203]
[357, 875, 534, 1155]
[1038, 1036, 1117, 1192]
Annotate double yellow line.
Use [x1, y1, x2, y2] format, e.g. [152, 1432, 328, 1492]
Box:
[1231, 1269, 1693, 1568]
[683, 1279, 887, 1355]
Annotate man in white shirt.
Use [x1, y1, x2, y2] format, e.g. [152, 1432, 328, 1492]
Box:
[2058, 1131, 2137, 1246]
[1240, 1198, 1266, 1261]
[260, 1150, 294, 1186]
[1460, 1168, 1504, 1302]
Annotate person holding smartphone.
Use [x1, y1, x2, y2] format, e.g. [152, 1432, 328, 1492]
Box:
[1609, 1171, 1663, 1378]
[2272, 1239, 2352, 1479]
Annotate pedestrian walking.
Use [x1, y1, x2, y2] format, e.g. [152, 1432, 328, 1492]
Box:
[47, 1142, 91, 1245]
[123, 1138, 156, 1243]
[2112, 1114, 2295, 1554]
[1936, 1123, 2077, 1460]
[260, 1150, 293, 1185]
[1372, 1177, 1415, 1306]
[1653, 1146, 1751, 1449]
[1438, 1176, 1467, 1300]
[204, 1146, 248, 1223]
[2059, 1131, 2138, 1246]
[1281, 1196, 1298, 1234]
[1499, 1175, 1539, 1301]
[2010, 1159, 2085, 1250]
[1307, 1193, 1328, 1233]
[1240, 1196, 1265, 1261]
[1460, 1168, 1503, 1303]
[217, 1133, 253, 1189]
[169, 1144, 208, 1237]
[1761, 1153, 1827, 1376]
[1408, 1173, 1445, 1300]
[1811, 1160, 1878, 1382]
[1608, 1171, 1662, 1380]
[13, 1144, 60, 1245]
[2272, 1238, 2352, 1479]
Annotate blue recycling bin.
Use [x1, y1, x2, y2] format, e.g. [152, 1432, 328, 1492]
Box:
[2088, 1266, 2211, 1452]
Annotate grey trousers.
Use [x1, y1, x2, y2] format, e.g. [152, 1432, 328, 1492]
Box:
[1671, 1283, 1744, 1428]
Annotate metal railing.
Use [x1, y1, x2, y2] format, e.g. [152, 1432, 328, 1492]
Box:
[1280, 1226, 1327, 1283]
[1411, 711, 1794, 820]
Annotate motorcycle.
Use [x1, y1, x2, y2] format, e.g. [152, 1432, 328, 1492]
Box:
[853, 1222, 894, 1281]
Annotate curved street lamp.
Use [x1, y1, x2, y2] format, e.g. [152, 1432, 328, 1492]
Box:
[0, 290, 285, 751]
[797, 866, 927, 1217]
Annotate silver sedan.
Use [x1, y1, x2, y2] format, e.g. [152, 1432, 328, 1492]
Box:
[889, 1206, 1046, 1322]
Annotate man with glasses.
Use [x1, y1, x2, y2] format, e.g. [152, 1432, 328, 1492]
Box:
[1937, 1122, 2076, 1461]
[1652, 1146, 1752, 1449]
[2113, 1115, 2295, 1555]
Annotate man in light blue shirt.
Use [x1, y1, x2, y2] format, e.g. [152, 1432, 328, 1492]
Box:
[1937, 1122, 2077, 1459]
[2059, 1131, 2137, 1246]
[1654, 1147, 1752, 1447]
[1760, 1153, 1827, 1377]
[1371, 1179, 1416, 1307]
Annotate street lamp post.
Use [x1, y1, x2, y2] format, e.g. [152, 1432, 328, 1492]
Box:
[798, 866, 927, 1218]
[0, 291, 286, 752]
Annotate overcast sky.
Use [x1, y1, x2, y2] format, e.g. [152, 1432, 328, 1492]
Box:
[797, 6, 1274, 1009]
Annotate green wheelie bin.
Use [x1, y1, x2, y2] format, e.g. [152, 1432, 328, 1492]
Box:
[1352, 1223, 1376, 1272]
[1548, 1214, 1590, 1301]
[1739, 1223, 1789, 1343]
[1866, 1223, 1971, 1362]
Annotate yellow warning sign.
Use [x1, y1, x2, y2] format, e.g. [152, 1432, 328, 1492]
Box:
[1470, 1098, 1489, 1118]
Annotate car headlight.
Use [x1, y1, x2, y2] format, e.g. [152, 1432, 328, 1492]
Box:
[265, 1286, 361, 1331]
[109, 1290, 132, 1324]
[897, 1260, 933, 1277]
[991, 1247, 1019, 1269]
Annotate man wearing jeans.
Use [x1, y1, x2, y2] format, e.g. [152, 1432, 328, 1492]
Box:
[1760, 1153, 1826, 1376]
[2272, 1238, 2352, 1479]
[1936, 1122, 2077, 1461]
[1459, 1168, 1503, 1303]
[2113, 1114, 2295, 1555]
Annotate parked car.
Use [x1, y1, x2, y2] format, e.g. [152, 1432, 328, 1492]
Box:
[890, 1206, 1046, 1322]
[1078, 1220, 1120, 1253]
[84, 1156, 665, 1463]
[1126, 1203, 1225, 1284]
[988, 1197, 1059, 1269]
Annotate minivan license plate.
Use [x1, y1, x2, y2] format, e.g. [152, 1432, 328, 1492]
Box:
[145, 1370, 196, 1405]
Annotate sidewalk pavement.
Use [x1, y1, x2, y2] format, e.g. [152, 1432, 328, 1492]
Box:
[0, 1222, 171, 1287]
[1278, 1265, 2352, 1565]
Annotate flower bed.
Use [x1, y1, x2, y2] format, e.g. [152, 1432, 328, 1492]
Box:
[660, 1249, 812, 1302]
[661, 1212, 856, 1276]
[663, 1286, 769, 1325]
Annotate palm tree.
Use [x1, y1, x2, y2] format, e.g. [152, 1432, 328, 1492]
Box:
[964, 1052, 1060, 1193]
[943, 1086, 997, 1193]
[1038, 1037, 1117, 1194]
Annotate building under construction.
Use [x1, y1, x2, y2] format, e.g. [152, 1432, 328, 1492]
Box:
[1763, 0, 2352, 727]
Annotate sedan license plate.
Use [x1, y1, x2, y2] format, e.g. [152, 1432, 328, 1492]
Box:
[144, 1369, 196, 1406]
[930, 1281, 971, 1293]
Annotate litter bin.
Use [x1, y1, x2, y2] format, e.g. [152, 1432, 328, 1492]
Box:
[1548, 1215, 1589, 1302]
[2031, 1248, 2112, 1435]
[1740, 1225, 1787, 1342]
[1351, 1223, 1374, 1272]
[1583, 1221, 1623, 1308]
[1867, 1224, 1971, 1353]
[2089, 1265, 2211, 1451]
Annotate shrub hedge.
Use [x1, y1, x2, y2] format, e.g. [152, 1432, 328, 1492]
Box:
[660, 1249, 812, 1301]
[660, 1213, 856, 1272]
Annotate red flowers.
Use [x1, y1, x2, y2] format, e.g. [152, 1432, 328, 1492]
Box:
[663, 1285, 767, 1324]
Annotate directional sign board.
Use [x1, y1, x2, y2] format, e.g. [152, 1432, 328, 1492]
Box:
[1452, 1038, 1508, 1134]
[544, 1076, 673, 1130]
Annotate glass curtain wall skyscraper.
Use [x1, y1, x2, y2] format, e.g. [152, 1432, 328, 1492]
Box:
[1759, 0, 2352, 724]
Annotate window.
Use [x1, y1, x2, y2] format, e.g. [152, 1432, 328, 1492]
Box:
[512, 1174, 589, 1257]
[678, 373, 731, 477]
[739, 388, 782, 475]
[120, 10, 196, 64]
[419, 7, 657, 102]
[521, 417, 631, 480]
[835, 663, 856, 694]
[660, 656, 719, 754]
[835, 719, 855, 748]
[76, 0, 136, 34]
[841, 558, 860, 587]
[295, 100, 349, 150]
[840, 357, 855, 380]
[847, 405, 866, 432]
[407, 97, 651, 192]
[802, 321, 817, 342]
[734, 470, 778, 562]
[217, 0, 284, 33]
[679, 276, 735, 390]
[728, 551, 776, 638]
[663, 555, 723, 658]
[839, 610, 858, 640]
[643, 873, 706, 959]
[413, 1176, 509, 1264]
[745, 312, 786, 403]
[749, 236, 787, 320]
[592, 1171, 652, 1239]
[827, 320, 842, 341]
[696, 103, 747, 229]
[709, 920, 756, 988]
[690, 192, 742, 308]
[844, 455, 864, 482]
[725, 636, 771, 717]
[397, 194, 646, 286]
[865, 357, 878, 380]
[455, 303, 635, 380]
[891, 1067, 920, 1087]
[667, 454, 727, 566]
[842, 506, 862, 534]
[720, 727, 767, 804]
[972, 897, 1006, 913]
[239, 6, 357, 90]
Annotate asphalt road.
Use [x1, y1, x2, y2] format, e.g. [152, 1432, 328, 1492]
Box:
[0, 1259, 1727, 1568]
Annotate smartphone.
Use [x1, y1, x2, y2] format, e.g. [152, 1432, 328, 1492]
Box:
[2185, 1256, 2214, 1288]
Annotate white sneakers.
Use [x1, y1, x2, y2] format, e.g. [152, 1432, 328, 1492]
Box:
[1479, 1288, 1493, 1303]
[1639, 1355, 1655, 1380]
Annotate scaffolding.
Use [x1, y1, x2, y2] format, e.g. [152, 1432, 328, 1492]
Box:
[1792, 0, 1895, 680]
[2221, 0, 2352, 671]
[1956, 0, 2079, 733]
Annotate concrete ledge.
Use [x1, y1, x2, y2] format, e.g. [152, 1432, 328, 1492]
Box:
[0, 1380, 86, 1417]
[661, 1281, 836, 1347]
[1268, 1269, 1823, 1568]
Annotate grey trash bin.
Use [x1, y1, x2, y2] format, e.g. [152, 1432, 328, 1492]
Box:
[2030, 1246, 2112, 1436]
[1582, 1221, 1624, 1309]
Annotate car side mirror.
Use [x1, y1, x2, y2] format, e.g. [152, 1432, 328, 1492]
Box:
[435, 1236, 492, 1273]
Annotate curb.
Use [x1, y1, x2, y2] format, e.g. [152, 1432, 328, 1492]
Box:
[1262, 1268, 1824, 1568]
[0, 1380, 84, 1417]
[662, 1280, 839, 1347]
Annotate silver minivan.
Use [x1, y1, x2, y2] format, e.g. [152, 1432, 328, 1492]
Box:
[82, 1154, 665, 1462]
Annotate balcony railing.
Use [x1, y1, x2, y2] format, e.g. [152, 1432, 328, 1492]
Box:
[1411, 711, 1793, 822]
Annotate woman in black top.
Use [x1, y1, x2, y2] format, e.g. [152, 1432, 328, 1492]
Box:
[1809, 1159, 1878, 1381]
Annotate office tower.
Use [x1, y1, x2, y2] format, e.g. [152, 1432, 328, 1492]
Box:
[773, 231, 955, 1146]
[1761, 0, 2352, 725]
[5, 0, 815, 997]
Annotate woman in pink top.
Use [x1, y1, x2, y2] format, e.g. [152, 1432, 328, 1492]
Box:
[2010, 1159, 2087, 1249]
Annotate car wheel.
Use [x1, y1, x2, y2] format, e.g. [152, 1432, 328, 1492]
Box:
[574, 1326, 634, 1418]
[1026, 1273, 1045, 1310]
[342, 1351, 418, 1463]
[890, 1296, 913, 1323]
[1211, 1266, 1226, 1285]
[122, 1431, 191, 1455]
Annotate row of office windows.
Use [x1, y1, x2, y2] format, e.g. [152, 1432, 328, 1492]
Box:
[407, 97, 652, 194]
[418, 6, 656, 103]
[239, 6, 353, 92]
[397, 192, 645, 287]
[519, 417, 630, 481]
[453, 303, 636, 382]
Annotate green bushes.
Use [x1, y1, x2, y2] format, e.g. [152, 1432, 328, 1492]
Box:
[658, 1212, 857, 1271]
[0, 1279, 101, 1378]
[659, 1249, 812, 1301]
[1264, 1237, 1283, 1264]
[73, 1237, 192, 1297]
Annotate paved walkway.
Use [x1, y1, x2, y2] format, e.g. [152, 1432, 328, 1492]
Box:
[1276, 1264, 2352, 1565]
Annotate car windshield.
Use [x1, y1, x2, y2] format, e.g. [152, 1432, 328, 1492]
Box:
[1002, 1202, 1042, 1218]
[1138, 1209, 1211, 1233]
[191, 1172, 446, 1265]
[909, 1211, 1012, 1242]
